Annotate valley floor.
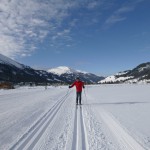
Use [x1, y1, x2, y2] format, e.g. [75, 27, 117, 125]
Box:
[0, 84, 150, 150]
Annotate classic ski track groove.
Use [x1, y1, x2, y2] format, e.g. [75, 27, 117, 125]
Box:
[10, 91, 71, 150]
[72, 105, 88, 150]
[71, 106, 77, 150]
[100, 111, 145, 150]
[79, 106, 87, 150]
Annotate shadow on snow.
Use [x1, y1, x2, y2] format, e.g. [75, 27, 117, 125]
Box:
[83, 101, 149, 106]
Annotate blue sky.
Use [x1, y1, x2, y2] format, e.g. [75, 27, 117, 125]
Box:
[0, 0, 150, 75]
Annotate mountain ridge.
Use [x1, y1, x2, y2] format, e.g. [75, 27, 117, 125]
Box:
[0, 54, 103, 84]
[99, 62, 150, 84]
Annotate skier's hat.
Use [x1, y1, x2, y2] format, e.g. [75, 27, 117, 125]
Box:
[76, 77, 80, 80]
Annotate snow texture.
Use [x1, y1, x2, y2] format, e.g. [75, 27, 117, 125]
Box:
[0, 84, 150, 150]
[99, 75, 134, 83]
[47, 66, 88, 75]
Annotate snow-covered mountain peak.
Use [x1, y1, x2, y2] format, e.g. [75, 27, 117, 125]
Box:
[0, 54, 24, 69]
[47, 66, 78, 75]
[76, 70, 88, 74]
[47, 66, 90, 75]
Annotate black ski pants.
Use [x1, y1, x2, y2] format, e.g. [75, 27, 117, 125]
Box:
[76, 92, 82, 104]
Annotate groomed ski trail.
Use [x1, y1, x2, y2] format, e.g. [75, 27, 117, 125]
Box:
[72, 105, 89, 150]
[10, 90, 71, 150]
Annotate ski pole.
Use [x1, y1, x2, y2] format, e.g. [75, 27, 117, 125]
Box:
[83, 88, 88, 104]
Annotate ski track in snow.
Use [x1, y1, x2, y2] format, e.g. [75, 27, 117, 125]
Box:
[83, 105, 117, 150]
[71, 105, 88, 150]
[9, 90, 71, 150]
[33, 90, 75, 150]
[0, 85, 149, 150]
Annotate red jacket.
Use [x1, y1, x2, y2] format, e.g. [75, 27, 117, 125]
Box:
[70, 81, 85, 92]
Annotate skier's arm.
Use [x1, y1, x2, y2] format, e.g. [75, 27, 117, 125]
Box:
[69, 82, 76, 88]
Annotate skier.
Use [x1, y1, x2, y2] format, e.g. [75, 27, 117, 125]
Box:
[69, 77, 85, 105]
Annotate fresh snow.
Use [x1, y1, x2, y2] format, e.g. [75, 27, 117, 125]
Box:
[76, 70, 88, 74]
[99, 75, 116, 83]
[99, 63, 150, 84]
[115, 71, 129, 76]
[99, 73, 134, 84]
[0, 84, 150, 150]
[47, 66, 88, 75]
[47, 66, 77, 75]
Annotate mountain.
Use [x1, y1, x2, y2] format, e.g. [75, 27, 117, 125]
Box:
[0, 54, 103, 84]
[0, 54, 60, 84]
[0, 54, 25, 69]
[48, 66, 104, 83]
[48, 66, 89, 75]
[48, 66, 78, 75]
[99, 62, 150, 84]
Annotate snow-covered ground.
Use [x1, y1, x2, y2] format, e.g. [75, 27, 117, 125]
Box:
[0, 84, 150, 150]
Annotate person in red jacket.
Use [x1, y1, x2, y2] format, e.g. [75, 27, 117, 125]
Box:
[69, 77, 85, 105]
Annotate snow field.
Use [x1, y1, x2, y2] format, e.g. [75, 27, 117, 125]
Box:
[84, 84, 150, 149]
[83, 104, 117, 150]
[0, 84, 150, 150]
[0, 86, 71, 149]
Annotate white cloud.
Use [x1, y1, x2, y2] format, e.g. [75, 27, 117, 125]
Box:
[0, 0, 77, 58]
[104, 0, 145, 28]
[104, 6, 134, 28]
[2, 0, 141, 58]
[0, 35, 24, 58]
[105, 15, 126, 25]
